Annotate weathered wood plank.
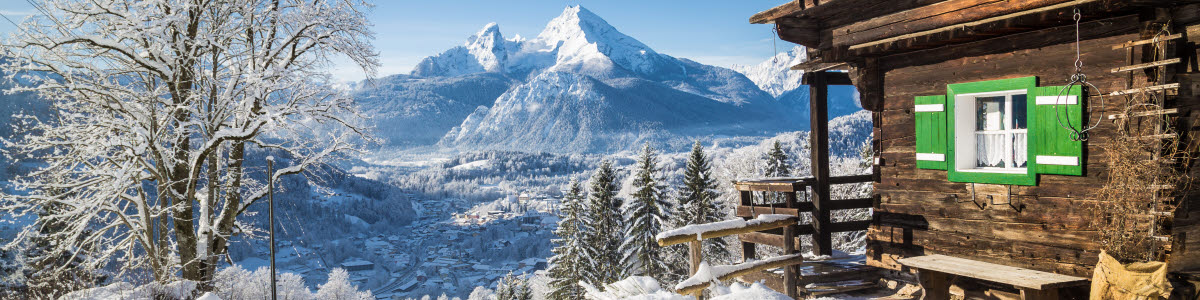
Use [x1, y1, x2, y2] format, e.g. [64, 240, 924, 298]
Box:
[1110, 32, 1182, 49]
[1108, 83, 1180, 96]
[898, 255, 1090, 290]
[1110, 57, 1181, 73]
[675, 254, 806, 295]
[1107, 108, 1177, 119]
[833, 0, 1076, 47]
[657, 216, 797, 247]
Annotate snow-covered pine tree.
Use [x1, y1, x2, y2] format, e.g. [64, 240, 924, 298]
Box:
[765, 140, 792, 177]
[547, 180, 587, 300]
[495, 273, 514, 300]
[495, 272, 532, 300]
[619, 144, 671, 282]
[762, 140, 794, 205]
[668, 141, 729, 278]
[582, 160, 624, 285]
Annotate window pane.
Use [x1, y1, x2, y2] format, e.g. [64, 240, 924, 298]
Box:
[1011, 94, 1027, 129]
[975, 96, 1005, 131]
[976, 132, 1007, 168]
[1012, 131, 1027, 167]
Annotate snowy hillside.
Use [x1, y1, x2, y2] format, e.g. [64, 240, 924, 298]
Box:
[731, 46, 862, 125]
[731, 46, 809, 98]
[354, 73, 516, 146]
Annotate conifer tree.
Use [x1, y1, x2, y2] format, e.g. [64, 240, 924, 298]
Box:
[762, 140, 794, 206]
[765, 140, 791, 177]
[582, 160, 624, 284]
[495, 272, 531, 300]
[619, 145, 671, 282]
[547, 180, 587, 300]
[670, 141, 729, 277]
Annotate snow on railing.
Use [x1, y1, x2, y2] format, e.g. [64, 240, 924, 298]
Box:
[673, 254, 806, 295]
[655, 214, 795, 247]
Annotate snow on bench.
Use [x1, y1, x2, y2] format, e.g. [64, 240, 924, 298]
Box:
[655, 214, 796, 247]
[673, 253, 806, 296]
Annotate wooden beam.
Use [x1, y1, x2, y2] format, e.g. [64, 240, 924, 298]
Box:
[736, 205, 805, 217]
[809, 71, 833, 256]
[828, 197, 874, 210]
[738, 220, 870, 248]
[1108, 83, 1179, 96]
[675, 254, 806, 296]
[657, 216, 798, 247]
[1111, 32, 1182, 49]
[828, 173, 875, 184]
[850, 58, 885, 112]
[833, 0, 1077, 48]
[804, 71, 853, 85]
[783, 221, 798, 299]
[1111, 58, 1181, 73]
[750, 1, 805, 24]
[1107, 108, 1177, 119]
[847, 0, 1131, 57]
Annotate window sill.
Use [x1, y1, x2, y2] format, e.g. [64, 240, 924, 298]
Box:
[956, 168, 1027, 174]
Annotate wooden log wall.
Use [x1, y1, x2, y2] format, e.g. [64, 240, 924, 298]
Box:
[1167, 5, 1200, 273]
[865, 12, 1197, 278]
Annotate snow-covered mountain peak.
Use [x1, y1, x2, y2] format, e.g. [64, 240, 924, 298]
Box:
[535, 6, 651, 51]
[732, 46, 808, 97]
[465, 22, 509, 72]
[412, 5, 682, 78]
[468, 22, 503, 46]
[533, 5, 664, 75]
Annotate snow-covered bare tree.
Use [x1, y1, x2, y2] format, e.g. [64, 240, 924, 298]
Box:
[547, 179, 586, 300]
[0, 0, 377, 286]
[315, 268, 374, 300]
[619, 144, 670, 282]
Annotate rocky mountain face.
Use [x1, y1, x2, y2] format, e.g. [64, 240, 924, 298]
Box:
[357, 6, 863, 153]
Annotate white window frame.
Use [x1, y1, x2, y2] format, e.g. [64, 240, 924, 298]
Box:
[953, 89, 1028, 174]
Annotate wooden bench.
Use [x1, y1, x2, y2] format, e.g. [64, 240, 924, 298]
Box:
[898, 255, 1090, 300]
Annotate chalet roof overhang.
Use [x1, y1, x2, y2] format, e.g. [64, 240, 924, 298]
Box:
[752, 0, 1192, 69]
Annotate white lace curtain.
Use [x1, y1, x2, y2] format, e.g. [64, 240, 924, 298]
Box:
[976, 132, 1027, 168]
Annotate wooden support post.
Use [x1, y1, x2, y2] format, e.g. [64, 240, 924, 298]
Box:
[689, 240, 703, 275]
[689, 240, 704, 300]
[917, 270, 951, 300]
[783, 219, 798, 299]
[739, 190, 756, 262]
[1019, 288, 1058, 300]
[808, 71, 833, 256]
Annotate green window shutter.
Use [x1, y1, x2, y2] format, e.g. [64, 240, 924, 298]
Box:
[1029, 85, 1084, 176]
[915, 95, 948, 170]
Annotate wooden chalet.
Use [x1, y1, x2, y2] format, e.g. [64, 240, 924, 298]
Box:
[736, 0, 1200, 298]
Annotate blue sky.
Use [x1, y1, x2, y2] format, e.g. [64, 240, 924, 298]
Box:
[0, 1, 796, 82]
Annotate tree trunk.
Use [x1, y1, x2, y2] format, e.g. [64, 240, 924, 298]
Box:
[206, 141, 246, 282]
[197, 152, 220, 288]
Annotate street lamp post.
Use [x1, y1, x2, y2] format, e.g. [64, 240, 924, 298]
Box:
[267, 156, 277, 300]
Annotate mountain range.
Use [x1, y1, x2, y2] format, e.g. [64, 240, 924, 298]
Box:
[354, 6, 860, 153]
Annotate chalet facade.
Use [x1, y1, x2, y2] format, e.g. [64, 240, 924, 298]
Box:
[747, 0, 1200, 298]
